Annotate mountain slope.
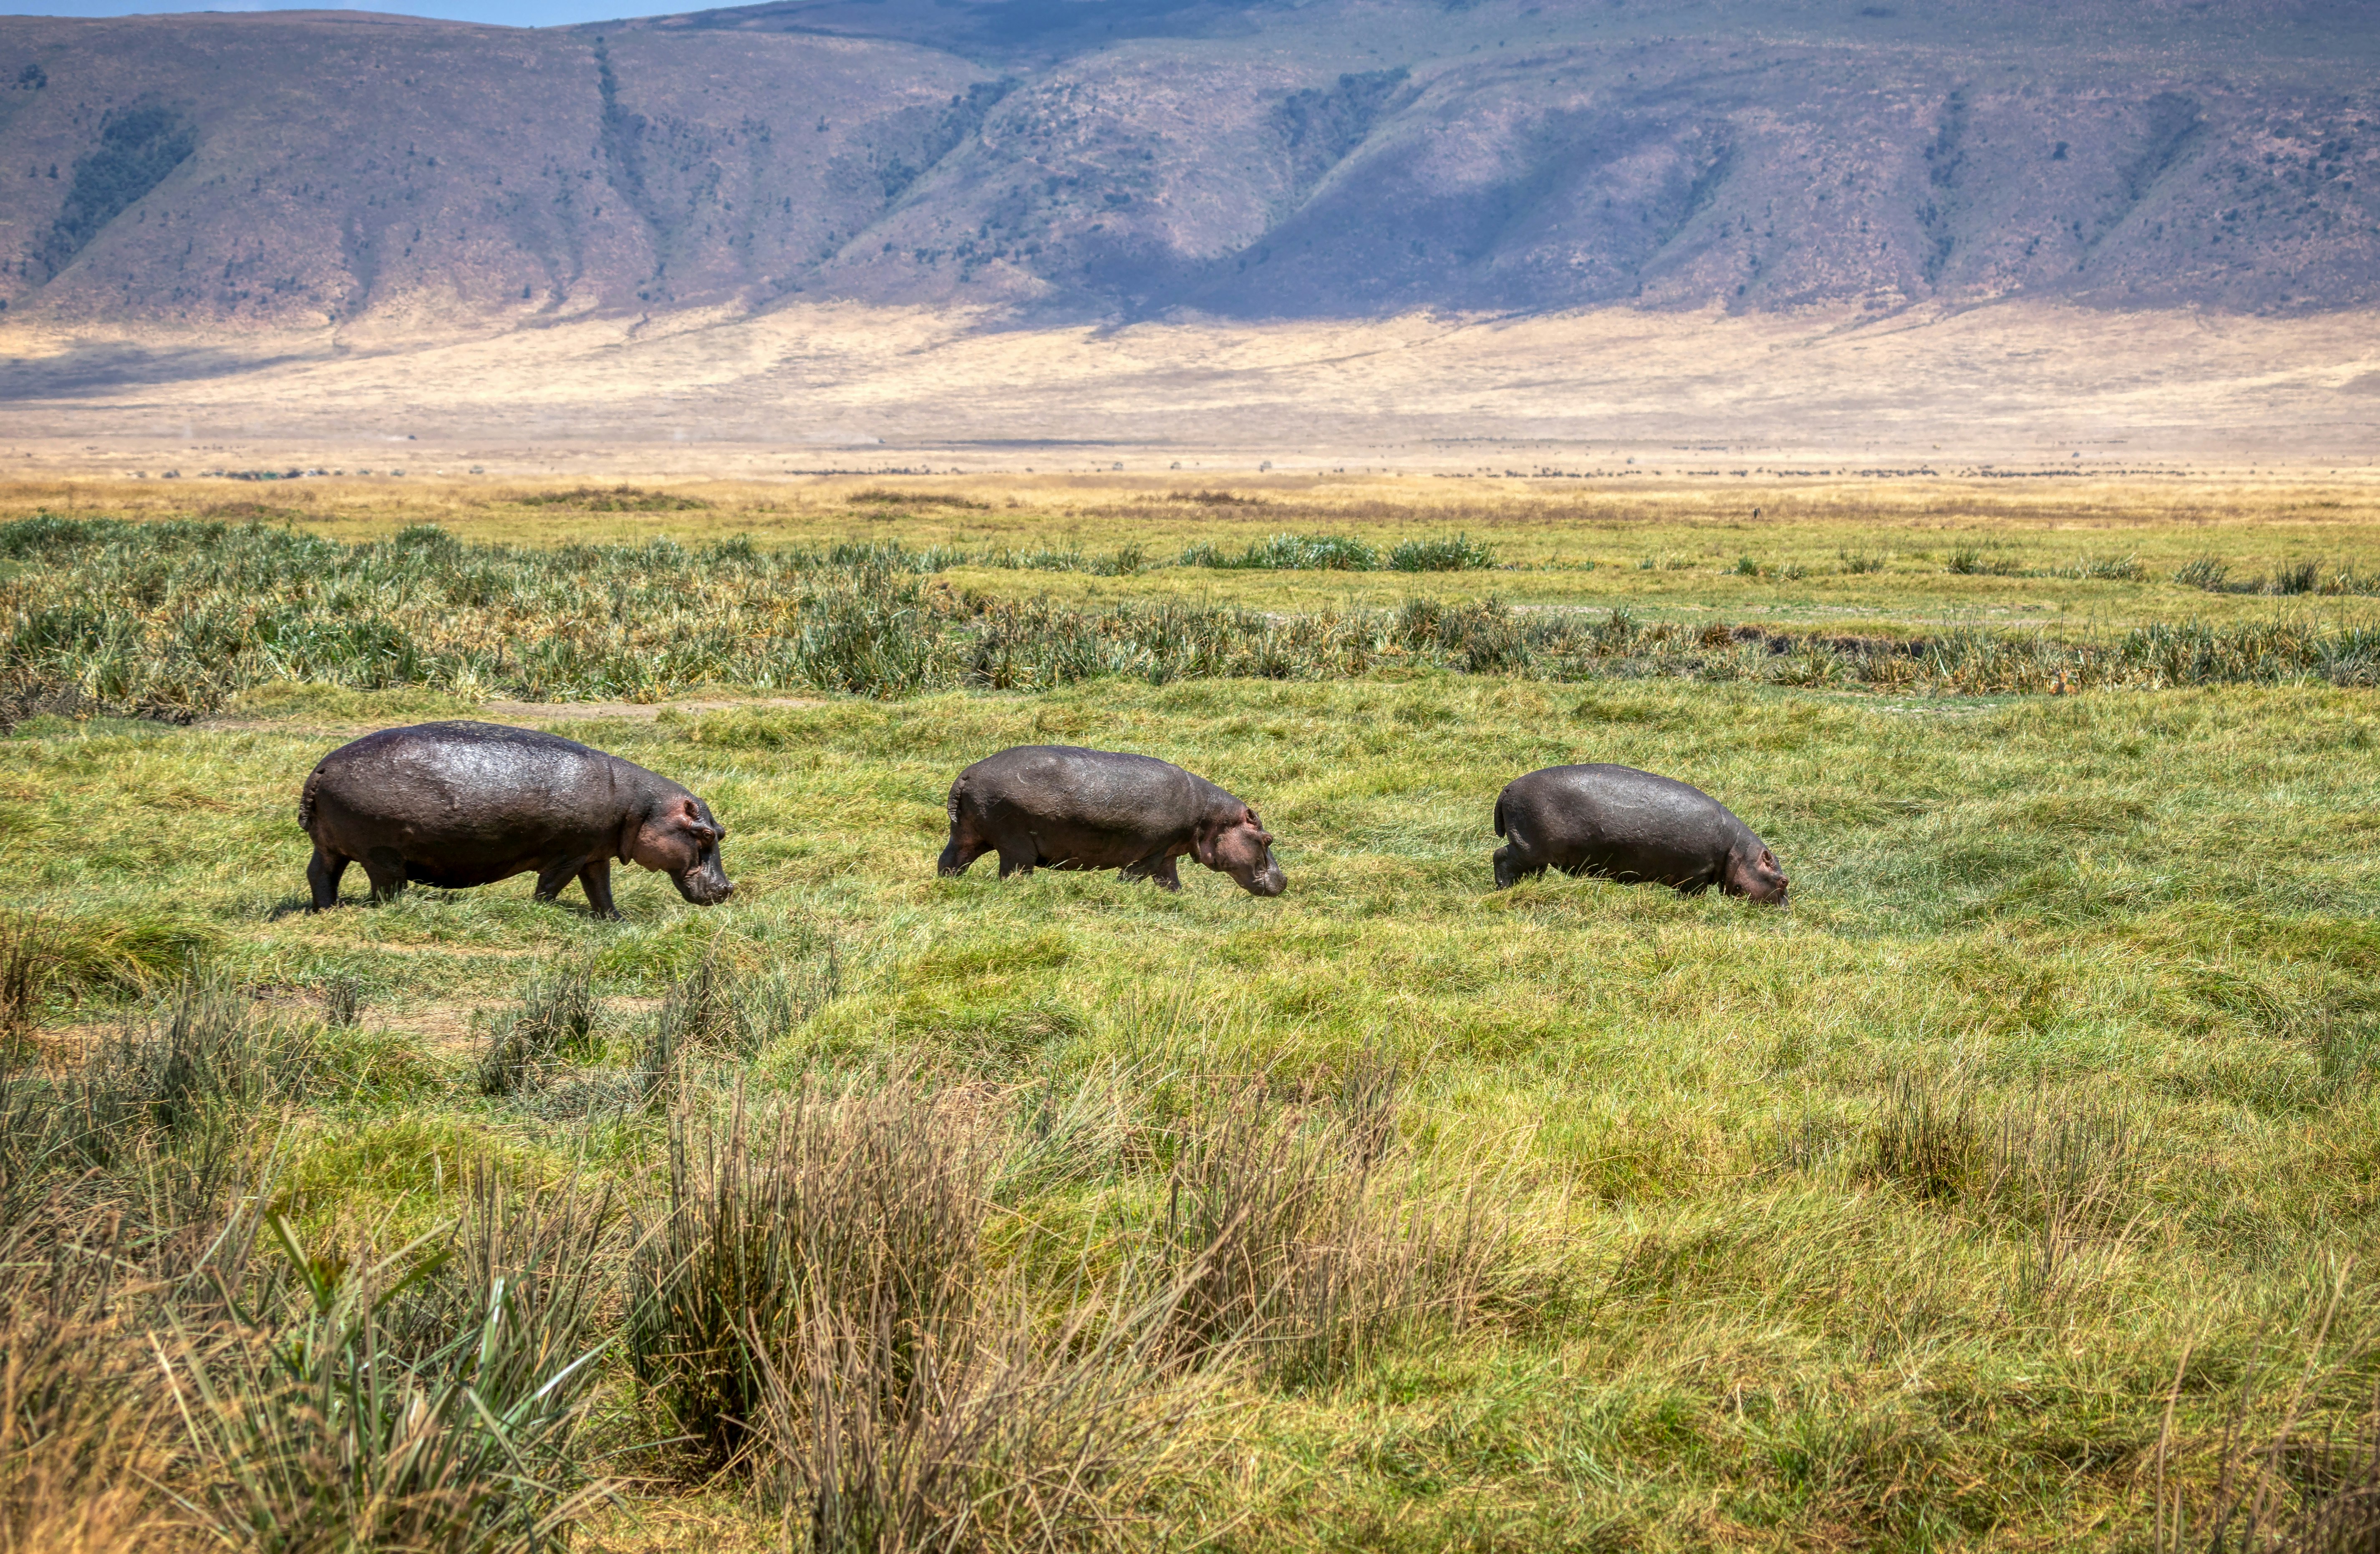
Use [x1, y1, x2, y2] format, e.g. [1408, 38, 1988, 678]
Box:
[1, 0, 2377, 334]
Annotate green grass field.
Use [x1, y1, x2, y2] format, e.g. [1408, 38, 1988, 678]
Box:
[3, 477, 2377, 1552]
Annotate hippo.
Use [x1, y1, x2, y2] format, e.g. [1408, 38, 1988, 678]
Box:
[1492, 763, 1788, 904]
[299, 722, 733, 918]
[938, 746, 1285, 896]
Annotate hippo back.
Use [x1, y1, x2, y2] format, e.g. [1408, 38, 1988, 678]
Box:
[1504, 763, 1755, 880]
[958, 745, 1209, 831]
[305, 722, 650, 844]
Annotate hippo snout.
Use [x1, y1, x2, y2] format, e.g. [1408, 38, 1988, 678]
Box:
[676, 865, 736, 906]
[1247, 860, 1288, 898]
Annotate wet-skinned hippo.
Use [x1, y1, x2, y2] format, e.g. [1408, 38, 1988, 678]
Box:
[1492, 763, 1788, 904]
[938, 745, 1286, 896]
[299, 722, 733, 918]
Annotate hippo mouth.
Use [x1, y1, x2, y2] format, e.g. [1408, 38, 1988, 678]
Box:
[1245, 867, 1287, 899]
[675, 870, 736, 906]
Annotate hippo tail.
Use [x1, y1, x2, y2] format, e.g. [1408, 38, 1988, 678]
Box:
[1493, 792, 1508, 839]
[298, 765, 323, 835]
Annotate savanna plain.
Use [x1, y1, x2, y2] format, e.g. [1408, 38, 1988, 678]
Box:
[3, 472, 2379, 1552]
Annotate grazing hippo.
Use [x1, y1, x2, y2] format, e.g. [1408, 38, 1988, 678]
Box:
[938, 745, 1286, 897]
[1492, 763, 1788, 904]
[300, 722, 733, 918]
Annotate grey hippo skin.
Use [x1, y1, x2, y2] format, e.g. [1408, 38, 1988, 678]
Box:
[938, 745, 1286, 896]
[1492, 763, 1789, 904]
[299, 722, 734, 918]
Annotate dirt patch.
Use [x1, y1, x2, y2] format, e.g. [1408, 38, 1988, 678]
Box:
[372, 1002, 480, 1054]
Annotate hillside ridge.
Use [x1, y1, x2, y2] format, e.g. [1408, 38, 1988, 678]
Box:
[0, 0, 2376, 336]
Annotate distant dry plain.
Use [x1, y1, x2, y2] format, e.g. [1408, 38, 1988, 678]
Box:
[5, 300, 2379, 470]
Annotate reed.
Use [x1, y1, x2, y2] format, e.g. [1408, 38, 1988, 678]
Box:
[8, 518, 2377, 717]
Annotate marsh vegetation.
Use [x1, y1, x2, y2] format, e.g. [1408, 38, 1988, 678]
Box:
[0, 474, 2376, 1550]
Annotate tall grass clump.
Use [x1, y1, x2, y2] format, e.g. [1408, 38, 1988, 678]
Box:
[167, 1171, 615, 1554]
[320, 976, 362, 1030]
[1947, 547, 2025, 575]
[2176, 557, 2380, 598]
[1387, 534, 1496, 572]
[1182, 533, 1380, 571]
[86, 973, 298, 1142]
[1867, 1071, 2141, 1303]
[478, 960, 601, 1097]
[978, 542, 1146, 576]
[513, 484, 711, 512]
[2154, 1268, 2380, 1554]
[639, 938, 838, 1100]
[0, 907, 218, 1019]
[0, 914, 44, 1039]
[626, 1082, 991, 1473]
[628, 1078, 1206, 1548]
[765, 1270, 1190, 1554]
[1150, 1058, 1508, 1386]
[0, 1208, 178, 1550]
[1868, 1072, 2135, 1220]
[846, 489, 989, 510]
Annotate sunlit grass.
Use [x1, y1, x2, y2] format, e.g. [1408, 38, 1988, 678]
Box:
[3, 477, 2378, 1549]
[8, 473, 2380, 628]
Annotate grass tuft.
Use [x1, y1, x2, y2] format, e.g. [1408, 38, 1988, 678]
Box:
[1183, 532, 1381, 570]
[1164, 489, 1266, 506]
[847, 489, 989, 510]
[1151, 1058, 1509, 1386]
[626, 1080, 988, 1475]
[167, 1172, 615, 1553]
[0, 914, 44, 1039]
[515, 484, 711, 512]
[478, 960, 600, 1097]
[1388, 533, 1497, 572]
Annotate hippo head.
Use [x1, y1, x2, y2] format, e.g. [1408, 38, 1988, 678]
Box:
[1723, 841, 1789, 906]
[625, 792, 736, 906]
[1195, 806, 1286, 898]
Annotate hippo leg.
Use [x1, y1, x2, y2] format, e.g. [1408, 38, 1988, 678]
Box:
[995, 841, 1036, 879]
[1119, 852, 1183, 891]
[532, 855, 613, 916]
[1492, 845, 1532, 890]
[574, 860, 621, 920]
[361, 848, 408, 903]
[307, 846, 350, 911]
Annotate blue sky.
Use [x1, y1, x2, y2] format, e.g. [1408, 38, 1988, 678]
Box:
[0, 0, 634, 24]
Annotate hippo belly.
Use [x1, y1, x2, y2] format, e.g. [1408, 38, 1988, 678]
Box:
[977, 799, 1167, 872]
